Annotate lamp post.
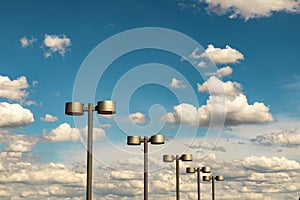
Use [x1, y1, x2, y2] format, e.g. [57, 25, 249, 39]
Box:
[203, 175, 224, 200]
[163, 154, 193, 200]
[186, 167, 211, 200]
[65, 101, 116, 200]
[127, 135, 164, 200]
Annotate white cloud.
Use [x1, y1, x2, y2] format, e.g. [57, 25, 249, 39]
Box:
[25, 100, 38, 106]
[44, 123, 80, 142]
[80, 126, 106, 141]
[40, 114, 58, 122]
[169, 78, 187, 89]
[203, 0, 300, 20]
[187, 139, 226, 152]
[0, 75, 29, 101]
[251, 129, 300, 147]
[165, 76, 274, 126]
[218, 66, 233, 77]
[20, 37, 37, 48]
[128, 112, 146, 124]
[197, 76, 241, 96]
[200, 44, 244, 65]
[43, 34, 71, 58]
[0, 102, 34, 128]
[205, 66, 233, 77]
[242, 156, 300, 171]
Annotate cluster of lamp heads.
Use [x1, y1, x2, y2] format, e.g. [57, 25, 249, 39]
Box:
[66, 101, 224, 182]
[127, 135, 165, 145]
[65, 101, 116, 115]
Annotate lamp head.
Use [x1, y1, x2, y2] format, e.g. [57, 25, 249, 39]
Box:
[201, 167, 211, 173]
[216, 175, 224, 181]
[97, 100, 116, 115]
[150, 135, 164, 145]
[163, 155, 175, 162]
[65, 102, 84, 116]
[181, 154, 192, 161]
[186, 167, 196, 173]
[203, 176, 211, 181]
[127, 136, 141, 145]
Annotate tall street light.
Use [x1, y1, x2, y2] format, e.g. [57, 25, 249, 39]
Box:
[203, 175, 224, 200]
[127, 135, 164, 200]
[65, 101, 116, 200]
[186, 167, 211, 200]
[163, 154, 193, 200]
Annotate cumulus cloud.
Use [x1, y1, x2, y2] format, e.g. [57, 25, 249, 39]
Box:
[165, 76, 274, 127]
[80, 126, 106, 140]
[242, 156, 300, 172]
[0, 102, 34, 128]
[44, 123, 80, 142]
[169, 78, 187, 89]
[40, 114, 58, 122]
[0, 75, 29, 101]
[43, 34, 71, 58]
[128, 112, 146, 124]
[206, 66, 233, 77]
[197, 76, 241, 96]
[20, 37, 37, 48]
[0, 131, 39, 154]
[203, 0, 300, 20]
[200, 44, 244, 65]
[218, 66, 233, 77]
[251, 129, 300, 147]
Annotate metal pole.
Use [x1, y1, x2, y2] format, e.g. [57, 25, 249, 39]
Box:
[86, 103, 94, 200]
[212, 177, 215, 200]
[176, 155, 180, 200]
[144, 137, 148, 200]
[197, 169, 200, 200]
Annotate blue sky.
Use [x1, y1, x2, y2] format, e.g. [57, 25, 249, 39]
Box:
[1, 0, 300, 199]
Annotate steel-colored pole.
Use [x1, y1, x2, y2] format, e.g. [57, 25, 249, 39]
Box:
[144, 137, 148, 200]
[176, 155, 180, 200]
[86, 103, 94, 200]
[197, 169, 200, 200]
[212, 177, 215, 200]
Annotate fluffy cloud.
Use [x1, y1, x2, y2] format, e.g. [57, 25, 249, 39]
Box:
[203, 0, 300, 20]
[242, 156, 300, 172]
[200, 44, 244, 65]
[251, 129, 300, 147]
[40, 114, 58, 122]
[44, 123, 106, 142]
[20, 37, 37, 48]
[169, 78, 187, 89]
[217, 66, 233, 77]
[165, 76, 274, 127]
[0, 131, 39, 154]
[0, 75, 29, 101]
[80, 126, 106, 140]
[197, 76, 241, 96]
[43, 34, 71, 58]
[128, 112, 146, 124]
[0, 102, 34, 128]
[44, 123, 80, 142]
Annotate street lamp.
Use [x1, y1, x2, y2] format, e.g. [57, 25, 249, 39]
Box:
[203, 175, 224, 200]
[127, 135, 164, 200]
[163, 154, 193, 200]
[186, 167, 211, 200]
[65, 101, 116, 200]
